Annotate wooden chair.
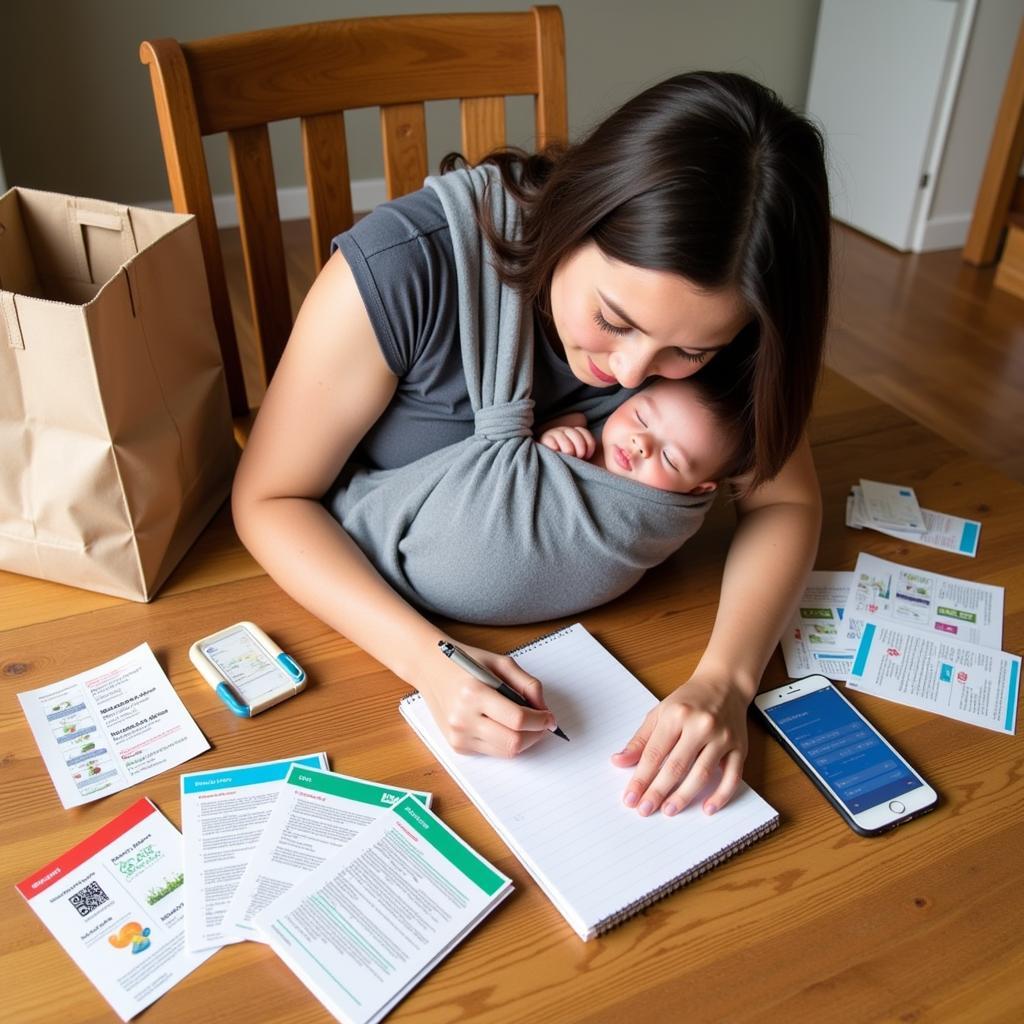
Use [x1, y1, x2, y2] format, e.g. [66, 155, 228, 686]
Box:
[140, 7, 567, 417]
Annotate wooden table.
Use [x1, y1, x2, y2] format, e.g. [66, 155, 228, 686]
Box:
[2, 370, 1021, 1024]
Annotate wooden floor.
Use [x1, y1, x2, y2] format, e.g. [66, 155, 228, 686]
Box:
[221, 219, 1024, 481]
[828, 226, 1024, 483]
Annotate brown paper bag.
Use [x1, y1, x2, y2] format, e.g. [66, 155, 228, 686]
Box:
[0, 187, 238, 601]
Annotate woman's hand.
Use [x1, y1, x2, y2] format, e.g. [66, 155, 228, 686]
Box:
[610, 672, 751, 816]
[419, 644, 558, 758]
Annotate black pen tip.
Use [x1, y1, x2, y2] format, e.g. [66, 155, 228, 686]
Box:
[553, 726, 569, 741]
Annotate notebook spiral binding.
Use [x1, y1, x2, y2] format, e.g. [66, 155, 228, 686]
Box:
[509, 624, 577, 656]
[593, 817, 780, 936]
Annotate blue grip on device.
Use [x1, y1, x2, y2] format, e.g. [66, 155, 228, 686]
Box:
[216, 682, 251, 717]
[277, 653, 305, 681]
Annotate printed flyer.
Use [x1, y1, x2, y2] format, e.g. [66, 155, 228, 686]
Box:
[226, 764, 432, 940]
[846, 487, 981, 557]
[180, 753, 328, 952]
[16, 798, 215, 1021]
[256, 795, 513, 1024]
[848, 621, 1019, 735]
[781, 571, 857, 680]
[17, 644, 209, 808]
[844, 553, 1003, 650]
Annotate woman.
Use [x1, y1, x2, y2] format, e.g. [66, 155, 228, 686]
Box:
[232, 72, 830, 820]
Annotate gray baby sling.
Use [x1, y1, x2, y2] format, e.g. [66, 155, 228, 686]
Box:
[327, 165, 713, 625]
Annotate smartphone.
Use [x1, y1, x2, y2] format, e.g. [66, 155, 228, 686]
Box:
[189, 621, 306, 717]
[754, 675, 937, 836]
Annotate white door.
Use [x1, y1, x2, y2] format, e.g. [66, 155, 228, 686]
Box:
[806, 0, 972, 251]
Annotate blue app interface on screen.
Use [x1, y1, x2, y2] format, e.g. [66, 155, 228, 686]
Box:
[764, 686, 922, 812]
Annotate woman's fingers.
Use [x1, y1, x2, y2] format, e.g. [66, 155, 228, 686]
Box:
[701, 749, 744, 815]
[613, 681, 749, 816]
[465, 708, 550, 758]
[622, 714, 701, 814]
[657, 742, 727, 816]
[478, 684, 554, 734]
[435, 649, 556, 757]
[610, 708, 656, 768]
[443, 682, 550, 757]
[489, 654, 549, 711]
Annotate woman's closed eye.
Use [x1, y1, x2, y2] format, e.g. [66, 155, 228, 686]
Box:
[673, 347, 707, 365]
[593, 311, 712, 368]
[593, 309, 631, 336]
[593, 310, 709, 366]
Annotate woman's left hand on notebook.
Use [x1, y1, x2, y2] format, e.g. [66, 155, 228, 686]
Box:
[611, 672, 750, 817]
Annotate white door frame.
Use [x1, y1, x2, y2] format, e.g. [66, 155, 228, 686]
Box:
[910, 0, 978, 251]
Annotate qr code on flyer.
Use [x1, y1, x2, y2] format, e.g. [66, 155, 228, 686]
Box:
[69, 880, 109, 918]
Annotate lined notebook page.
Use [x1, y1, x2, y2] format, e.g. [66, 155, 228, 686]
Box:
[400, 623, 778, 939]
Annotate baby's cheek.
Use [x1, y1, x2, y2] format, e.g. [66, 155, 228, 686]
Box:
[646, 463, 691, 493]
[642, 464, 671, 490]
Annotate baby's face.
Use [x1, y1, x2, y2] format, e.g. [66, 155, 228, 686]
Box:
[599, 381, 727, 494]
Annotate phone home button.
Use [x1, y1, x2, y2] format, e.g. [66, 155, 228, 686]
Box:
[888, 800, 906, 814]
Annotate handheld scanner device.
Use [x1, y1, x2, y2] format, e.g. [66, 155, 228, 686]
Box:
[188, 621, 306, 717]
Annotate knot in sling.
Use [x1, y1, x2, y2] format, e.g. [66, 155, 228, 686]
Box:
[473, 399, 535, 441]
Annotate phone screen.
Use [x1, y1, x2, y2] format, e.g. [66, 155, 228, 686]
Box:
[763, 686, 925, 813]
[201, 626, 283, 702]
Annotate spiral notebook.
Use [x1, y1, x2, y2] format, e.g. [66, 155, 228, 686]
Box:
[399, 623, 779, 940]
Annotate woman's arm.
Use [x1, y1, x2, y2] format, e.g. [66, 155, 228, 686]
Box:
[233, 251, 557, 756]
[611, 434, 821, 814]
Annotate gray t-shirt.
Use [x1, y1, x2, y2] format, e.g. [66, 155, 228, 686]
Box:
[333, 185, 618, 470]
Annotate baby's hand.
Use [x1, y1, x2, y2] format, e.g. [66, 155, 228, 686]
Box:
[539, 424, 596, 460]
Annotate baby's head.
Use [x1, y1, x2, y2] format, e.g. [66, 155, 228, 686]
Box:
[598, 377, 745, 494]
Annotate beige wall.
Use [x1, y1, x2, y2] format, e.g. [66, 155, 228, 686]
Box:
[0, 0, 820, 206]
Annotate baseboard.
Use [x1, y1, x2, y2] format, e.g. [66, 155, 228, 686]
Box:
[915, 213, 972, 253]
[139, 177, 389, 226]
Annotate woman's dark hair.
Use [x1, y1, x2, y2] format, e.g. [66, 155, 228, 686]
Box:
[441, 71, 831, 489]
[687, 373, 754, 485]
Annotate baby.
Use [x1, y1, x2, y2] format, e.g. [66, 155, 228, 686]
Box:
[538, 377, 745, 495]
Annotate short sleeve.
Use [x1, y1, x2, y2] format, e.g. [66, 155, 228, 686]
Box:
[332, 188, 455, 378]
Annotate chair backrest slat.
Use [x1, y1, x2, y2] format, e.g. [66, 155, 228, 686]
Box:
[460, 97, 506, 164]
[184, 14, 540, 134]
[302, 112, 354, 272]
[141, 7, 568, 413]
[139, 37, 248, 415]
[381, 102, 430, 201]
[228, 124, 292, 380]
[534, 5, 568, 146]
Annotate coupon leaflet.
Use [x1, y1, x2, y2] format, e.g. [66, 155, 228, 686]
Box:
[17, 644, 209, 808]
[16, 798, 214, 1021]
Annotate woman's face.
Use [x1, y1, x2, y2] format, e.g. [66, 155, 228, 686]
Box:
[548, 241, 750, 389]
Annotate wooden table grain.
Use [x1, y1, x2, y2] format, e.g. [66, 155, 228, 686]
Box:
[2, 371, 1021, 1024]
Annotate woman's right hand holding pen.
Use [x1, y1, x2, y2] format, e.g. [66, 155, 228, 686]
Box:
[419, 642, 556, 758]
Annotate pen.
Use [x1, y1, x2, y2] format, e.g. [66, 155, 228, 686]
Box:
[438, 640, 569, 741]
